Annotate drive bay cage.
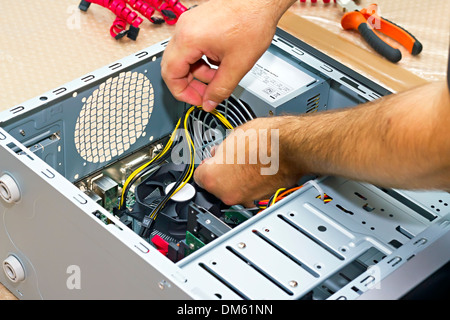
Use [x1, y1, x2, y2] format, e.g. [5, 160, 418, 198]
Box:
[0, 29, 448, 299]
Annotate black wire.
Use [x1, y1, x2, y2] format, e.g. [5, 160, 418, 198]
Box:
[138, 108, 194, 237]
[120, 107, 195, 210]
[136, 106, 237, 238]
[121, 150, 171, 209]
[267, 194, 276, 208]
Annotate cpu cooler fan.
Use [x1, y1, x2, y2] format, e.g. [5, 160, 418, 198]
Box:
[125, 97, 255, 241]
[132, 163, 226, 241]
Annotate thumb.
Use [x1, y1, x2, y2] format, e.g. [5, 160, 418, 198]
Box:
[202, 57, 250, 112]
[193, 161, 211, 190]
[193, 153, 219, 190]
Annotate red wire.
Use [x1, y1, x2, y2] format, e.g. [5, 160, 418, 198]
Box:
[110, 16, 127, 38]
[127, 0, 157, 22]
[86, 0, 143, 28]
[84, 0, 188, 39]
[109, 0, 143, 28]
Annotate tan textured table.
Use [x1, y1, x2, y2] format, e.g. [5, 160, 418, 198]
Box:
[0, 0, 448, 300]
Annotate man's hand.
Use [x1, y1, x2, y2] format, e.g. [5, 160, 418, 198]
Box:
[195, 81, 450, 207]
[194, 117, 302, 207]
[161, 0, 297, 111]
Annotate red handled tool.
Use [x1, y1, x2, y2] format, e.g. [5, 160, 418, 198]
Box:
[337, 0, 422, 63]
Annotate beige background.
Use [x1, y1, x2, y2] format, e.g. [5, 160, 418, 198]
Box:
[0, 0, 448, 300]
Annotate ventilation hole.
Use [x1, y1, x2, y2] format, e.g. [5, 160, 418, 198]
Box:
[354, 192, 367, 200]
[74, 71, 154, 163]
[82, 75, 95, 82]
[53, 87, 67, 95]
[388, 239, 403, 249]
[336, 204, 354, 215]
[307, 93, 320, 103]
[109, 63, 122, 70]
[136, 51, 148, 58]
[10, 106, 24, 114]
[306, 94, 320, 113]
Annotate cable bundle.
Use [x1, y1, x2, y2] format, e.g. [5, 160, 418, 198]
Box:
[117, 106, 233, 235]
[255, 186, 303, 211]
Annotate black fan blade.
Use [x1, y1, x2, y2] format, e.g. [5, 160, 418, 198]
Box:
[192, 183, 224, 217]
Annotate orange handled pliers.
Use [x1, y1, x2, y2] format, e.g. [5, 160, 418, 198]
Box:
[337, 0, 423, 63]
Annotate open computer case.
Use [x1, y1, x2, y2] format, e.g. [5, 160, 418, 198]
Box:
[0, 28, 448, 300]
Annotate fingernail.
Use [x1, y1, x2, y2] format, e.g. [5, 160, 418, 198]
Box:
[203, 100, 218, 112]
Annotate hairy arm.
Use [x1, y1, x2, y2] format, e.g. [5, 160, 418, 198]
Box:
[194, 81, 450, 206]
[291, 80, 450, 190]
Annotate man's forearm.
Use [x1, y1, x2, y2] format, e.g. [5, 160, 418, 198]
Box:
[282, 81, 450, 190]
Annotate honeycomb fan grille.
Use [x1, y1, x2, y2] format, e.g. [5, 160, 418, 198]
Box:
[74, 71, 154, 163]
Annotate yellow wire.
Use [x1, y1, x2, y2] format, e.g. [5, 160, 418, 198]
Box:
[271, 188, 286, 206]
[148, 106, 197, 219]
[150, 106, 233, 220]
[119, 118, 182, 209]
[171, 106, 197, 195]
[120, 105, 234, 211]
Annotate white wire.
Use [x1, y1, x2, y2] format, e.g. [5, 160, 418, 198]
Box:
[305, 179, 325, 202]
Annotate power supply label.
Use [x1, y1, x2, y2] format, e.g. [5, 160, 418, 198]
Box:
[240, 51, 316, 103]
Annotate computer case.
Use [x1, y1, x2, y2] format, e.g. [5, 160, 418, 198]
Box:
[0, 28, 448, 300]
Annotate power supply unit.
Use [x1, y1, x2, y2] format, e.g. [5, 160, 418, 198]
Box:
[0, 28, 448, 300]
